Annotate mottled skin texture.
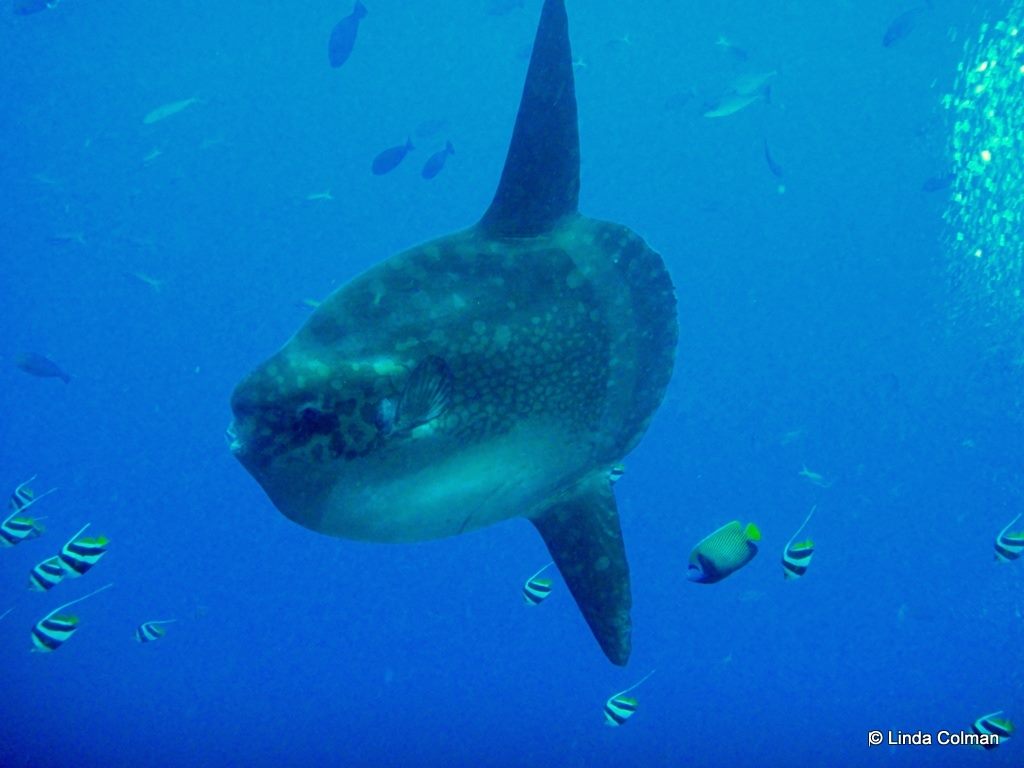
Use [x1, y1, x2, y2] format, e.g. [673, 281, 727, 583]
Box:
[230, 215, 676, 544]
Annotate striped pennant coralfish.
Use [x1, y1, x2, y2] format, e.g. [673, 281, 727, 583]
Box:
[972, 710, 1015, 749]
[0, 476, 54, 547]
[58, 523, 109, 577]
[31, 583, 113, 653]
[522, 562, 554, 606]
[135, 619, 177, 643]
[9, 475, 56, 514]
[0, 512, 45, 547]
[782, 504, 817, 580]
[603, 669, 655, 726]
[29, 555, 67, 592]
[994, 514, 1023, 562]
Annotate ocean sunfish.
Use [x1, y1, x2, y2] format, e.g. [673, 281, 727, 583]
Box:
[228, 0, 678, 666]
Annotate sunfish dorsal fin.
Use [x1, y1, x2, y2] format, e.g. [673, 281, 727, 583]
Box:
[529, 470, 631, 665]
[479, 0, 579, 237]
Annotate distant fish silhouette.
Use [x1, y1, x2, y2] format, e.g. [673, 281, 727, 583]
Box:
[328, 1, 367, 68]
[882, 5, 928, 48]
[372, 139, 414, 175]
[126, 271, 164, 291]
[798, 464, 831, 488]
[715, 36, 749, 61]
[143, 97, 200, 125]
[12, 0, 58, 15]
[48, 232, 86, 246]
[704, 71, 775, 118]
[421, 141, 454, 180]
[15, 352, 70, 383]
[135, 619, 177, 643]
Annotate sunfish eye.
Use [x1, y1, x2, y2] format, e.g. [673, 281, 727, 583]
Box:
[293, 405, 339, 441]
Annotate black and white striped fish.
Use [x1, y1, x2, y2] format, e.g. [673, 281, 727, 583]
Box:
[995, 514, 1023, 562]
[8, 475, 55, 514]
[30, 583, 112, 653]
[58, 523, 109, 577]
[522, 562, 554, 605]
[29, 555, 67, 592]
[603, 670, 655, 726]
[0, 477, 53, 547]
[972, 710, 1014, 749]
[0, 512, 44, 547]
[135, 619, 176, 643]
[782, 505, 816, 580]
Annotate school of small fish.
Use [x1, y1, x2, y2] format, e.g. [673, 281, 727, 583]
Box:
[2, 478, 175, 654]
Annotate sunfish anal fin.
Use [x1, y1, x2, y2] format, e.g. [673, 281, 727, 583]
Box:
[479, 0, 579, 238]
[529, 470, 631, 666]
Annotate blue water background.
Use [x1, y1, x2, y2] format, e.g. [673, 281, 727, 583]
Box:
[2, 1, 1022, 766]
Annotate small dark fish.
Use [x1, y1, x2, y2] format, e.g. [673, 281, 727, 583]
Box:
[763, 139, 784, 179]
[415, 119, 448, 139]
[12, 0, 57, 15]
[421, 141, 454, 180]
[882, 5, 926, 48]
[921, 171, 955, 193]
[371, 139, 414, 175]
[328, 1, 367, 69]
[15, 352, 70, 383]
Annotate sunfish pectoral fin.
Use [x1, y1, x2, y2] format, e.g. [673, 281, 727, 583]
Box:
[529, 470, 631, 666]
[479, 0, 579, 237]
[394, 355, 453, 433]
